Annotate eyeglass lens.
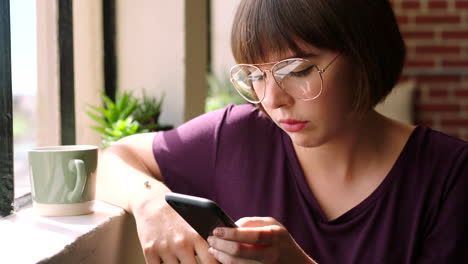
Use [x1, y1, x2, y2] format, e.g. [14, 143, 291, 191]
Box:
[230, 59, 323, 103]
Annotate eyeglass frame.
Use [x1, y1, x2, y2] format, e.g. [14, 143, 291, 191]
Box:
[229, 54, 341, 104]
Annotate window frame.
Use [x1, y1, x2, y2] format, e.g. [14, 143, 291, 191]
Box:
[58, 0, 77, 145]
[0, 0, 14, 217]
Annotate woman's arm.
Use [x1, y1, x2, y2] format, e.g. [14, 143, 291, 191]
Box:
[96, 132, 218, 264]
[96, 132, 166, 213]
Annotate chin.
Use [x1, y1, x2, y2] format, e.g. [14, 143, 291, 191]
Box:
[288, 132, 327, 148]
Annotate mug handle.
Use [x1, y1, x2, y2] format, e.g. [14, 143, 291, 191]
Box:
[67, 159, 87, 201]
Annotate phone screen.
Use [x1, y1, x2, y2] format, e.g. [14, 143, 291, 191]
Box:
[165, 192, 237, 240]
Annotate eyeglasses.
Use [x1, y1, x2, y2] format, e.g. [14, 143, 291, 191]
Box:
[229, 54, 340, 104]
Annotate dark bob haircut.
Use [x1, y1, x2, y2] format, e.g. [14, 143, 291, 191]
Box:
[231, 0, 406, 111]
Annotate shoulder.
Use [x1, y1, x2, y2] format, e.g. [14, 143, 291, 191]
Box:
[216, 104, 276, 133]
[155, 104, 274, 146]
[222, 104, 269, 123]
[216, 104, 281, 149]
[407, 126, 468, 192]
[412, 126, 468, 162]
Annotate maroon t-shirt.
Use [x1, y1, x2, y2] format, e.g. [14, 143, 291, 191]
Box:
[153, 104, 468, 263]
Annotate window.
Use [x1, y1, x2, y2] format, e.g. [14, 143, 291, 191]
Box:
[0, 0, 116, 217]
[11, 0, 37, 200]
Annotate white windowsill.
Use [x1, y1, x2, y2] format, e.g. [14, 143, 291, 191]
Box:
[0, 201, 140, 264]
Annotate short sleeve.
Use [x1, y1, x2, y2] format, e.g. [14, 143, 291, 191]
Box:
[152, 104, 264, 198]
[152, 106, 228, 197]
[416, 144, 468, 263]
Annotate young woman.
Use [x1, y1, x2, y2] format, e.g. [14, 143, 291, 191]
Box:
[97, 0, 468, 263]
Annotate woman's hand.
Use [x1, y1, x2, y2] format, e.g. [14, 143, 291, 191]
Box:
[132, 194, 219, 264]
[207, 217, 316, 264]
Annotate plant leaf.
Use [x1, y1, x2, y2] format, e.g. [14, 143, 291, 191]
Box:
[87, 104, 112, 121]
[119, 99, 138, 120]
[103, 94, 119, 122]
[90, 126, 114, 136]
[117, 91, 133, 111]
[86, 111, 109, 128]
[102, 94, 116, 111]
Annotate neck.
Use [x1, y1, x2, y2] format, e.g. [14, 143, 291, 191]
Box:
[293, 110, 390, 183]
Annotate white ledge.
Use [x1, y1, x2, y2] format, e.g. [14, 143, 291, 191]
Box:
[0, 201, 142, 264]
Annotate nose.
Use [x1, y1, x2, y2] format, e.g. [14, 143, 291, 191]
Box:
[261, 71, 294, 109]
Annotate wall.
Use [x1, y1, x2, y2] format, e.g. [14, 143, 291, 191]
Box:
[73, 0, 104, 146]
[211, 0, 240, 78]
[391, 0, 468, 140]
[36, 0, 60, 146]
[117, 0, 208, 127]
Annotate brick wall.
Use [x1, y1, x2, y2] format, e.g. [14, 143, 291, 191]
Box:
[390, 0, 468, 141]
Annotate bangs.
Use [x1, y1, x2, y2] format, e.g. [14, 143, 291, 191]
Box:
[230, 0, 406, 112]
[231, 0, 345, 64]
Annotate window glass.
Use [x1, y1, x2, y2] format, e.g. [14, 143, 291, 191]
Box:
[11, 0, 37, 198]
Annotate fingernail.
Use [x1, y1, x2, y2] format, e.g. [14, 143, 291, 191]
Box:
[207, 236, 213, 244]
[213, 228, 224, 237]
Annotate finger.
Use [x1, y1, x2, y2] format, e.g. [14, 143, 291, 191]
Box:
[208, 236, 267, 260]
[236, 217, 281, 227]
[159, 253, 179, 264]
[143, 253, 161, 264]
[194, 237, 220, 264]
[213, 225, 284, 245]
[170, 237, 198, 264]
[174, 249, 198, 264]
[142, 242, 162, 264]
[209, 247, 261, 264]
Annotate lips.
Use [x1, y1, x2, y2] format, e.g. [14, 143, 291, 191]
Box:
[278, 119, 308, 132]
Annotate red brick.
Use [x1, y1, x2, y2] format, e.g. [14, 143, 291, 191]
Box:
[415, 15, 461, 24]
[442, 60, 468, 67]
[414, 88, 423, 99]
[455, 1, 468, 8]
[417, 104, 460, 112]
[402, 31, 435, 39]
[415, 46, 460, 55]
[402, 1, 420, 9]
[428, 1, 448, 9]
[442, 31, 468, 39]
[417, 120, 435, 127]
[396, 16, 409, 24]
[417, 75, 461, 83]
[455, 89, 468, 97]
[399, 75, 411, 82]
[406, 60, 436, 68]
[441, 119, 468, 126]
[429, 89, 450, 97]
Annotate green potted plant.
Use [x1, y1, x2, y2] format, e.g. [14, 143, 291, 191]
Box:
[86, 91, 173, 148]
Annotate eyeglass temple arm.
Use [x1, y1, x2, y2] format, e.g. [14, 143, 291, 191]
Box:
[319, 54, 341, 73]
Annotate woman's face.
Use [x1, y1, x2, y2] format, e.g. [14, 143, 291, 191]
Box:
[259, 45, 359, 148]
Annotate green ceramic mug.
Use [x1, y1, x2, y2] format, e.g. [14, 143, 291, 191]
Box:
[28, 145, 98, 216]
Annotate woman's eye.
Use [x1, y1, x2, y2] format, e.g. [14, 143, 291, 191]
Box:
[248, 74, 264, 82]
[289, 66, 314, 77]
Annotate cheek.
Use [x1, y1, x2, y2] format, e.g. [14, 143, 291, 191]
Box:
[319, 82, 354, 117]
[321, 67, 356, 114]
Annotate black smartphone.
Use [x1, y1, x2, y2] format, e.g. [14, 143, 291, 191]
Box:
[165, 192, 237, 240]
